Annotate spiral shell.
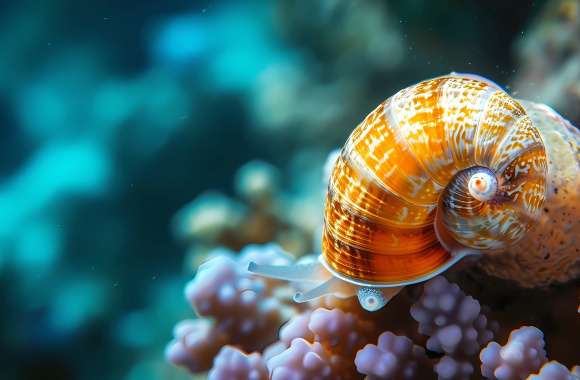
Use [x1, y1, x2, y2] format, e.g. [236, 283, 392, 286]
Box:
[322, 75, 549, 284]
[478, 100, 580, 287]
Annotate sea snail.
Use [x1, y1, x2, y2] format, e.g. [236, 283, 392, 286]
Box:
[249, 73, 580, 311]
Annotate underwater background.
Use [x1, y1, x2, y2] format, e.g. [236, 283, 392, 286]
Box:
[1, 0, 579, 379]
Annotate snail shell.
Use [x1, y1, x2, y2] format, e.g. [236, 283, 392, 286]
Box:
[249, 74, 579, 311]
[323, 74, 578, 285]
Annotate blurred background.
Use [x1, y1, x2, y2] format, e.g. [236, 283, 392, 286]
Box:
[1, 0, 578, 379]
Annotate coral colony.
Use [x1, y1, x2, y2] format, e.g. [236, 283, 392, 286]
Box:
[166, 242, 579, 379]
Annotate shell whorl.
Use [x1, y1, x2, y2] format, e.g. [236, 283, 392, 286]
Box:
[322, 75, 548, 283]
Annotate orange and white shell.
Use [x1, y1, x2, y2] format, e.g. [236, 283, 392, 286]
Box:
[322, 74, 579, 286]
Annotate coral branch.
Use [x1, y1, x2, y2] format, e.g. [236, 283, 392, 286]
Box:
[480, 326, 547, 380]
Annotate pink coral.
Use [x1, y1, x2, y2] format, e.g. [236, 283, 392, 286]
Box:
[166, 255, 575, 380]
[279, 308, 376, 353]
[269, 307, 378, 379]
[208, 346, 268, 380]
[410, 276, 497, 379]
[185, 247, 295, 351]
[165, 319, 227, 372]
[266, 338, 344, 380]
[355, 331, 433, 380]
[168, 244, 299, 374]
[480, 326, 547, 380]
[308, 308, 376, 356]
[526, 361, 580, 380]
[279, 311, 314, 344]
[410, 276, 496, 356]
[435, 355, 474, 380]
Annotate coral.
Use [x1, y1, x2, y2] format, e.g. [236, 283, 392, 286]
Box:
[435, 355, 474, 380]
[410, 276, 497, 355]
[512, 0, 580, 123]
[234, 160, 281, 207]
[480, 326, 547, 380]
[526, 361, 580, 380]
[168, 263, 579, 380]
[307, 308, 376, 357]
[266, 338, 346, 380]
[279, 311, 314, 344]
[174, 159, 318, 259]
[248, 0, 406, 148]
[165, 319, 227, 373]
[168, 244, 300, 374]
[208, 346, 268, 380]
[410, 276, 497, 378]
[173, 192, 248, 244]
[184, 246, 295, 351]
[275, 0, 404, 71]
[355, 331, 433, 380]
[273, 307, 378, 379]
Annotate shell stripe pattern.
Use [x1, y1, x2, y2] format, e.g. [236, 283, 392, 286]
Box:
[322, 76, 547, 283]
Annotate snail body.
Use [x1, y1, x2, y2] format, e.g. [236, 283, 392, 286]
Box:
[249, 74, 580, 311]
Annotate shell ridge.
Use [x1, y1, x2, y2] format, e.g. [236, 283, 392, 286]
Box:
[386, 78, 448, 189]
[489, 114, 535, 169]
[494, 141, 544, 177]
[344, 135, 435, 207]
[472, 88, 500, 166]
[324, 192, 439, 255]
[473, 92, 527, 165]
[439, 78, 470, 171]
[328, 175, 436, 229]
[440, 77, 499, 173]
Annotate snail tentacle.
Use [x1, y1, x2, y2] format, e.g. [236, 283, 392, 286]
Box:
[293, 277, 357, 303]
[247, 260, 328, 282]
